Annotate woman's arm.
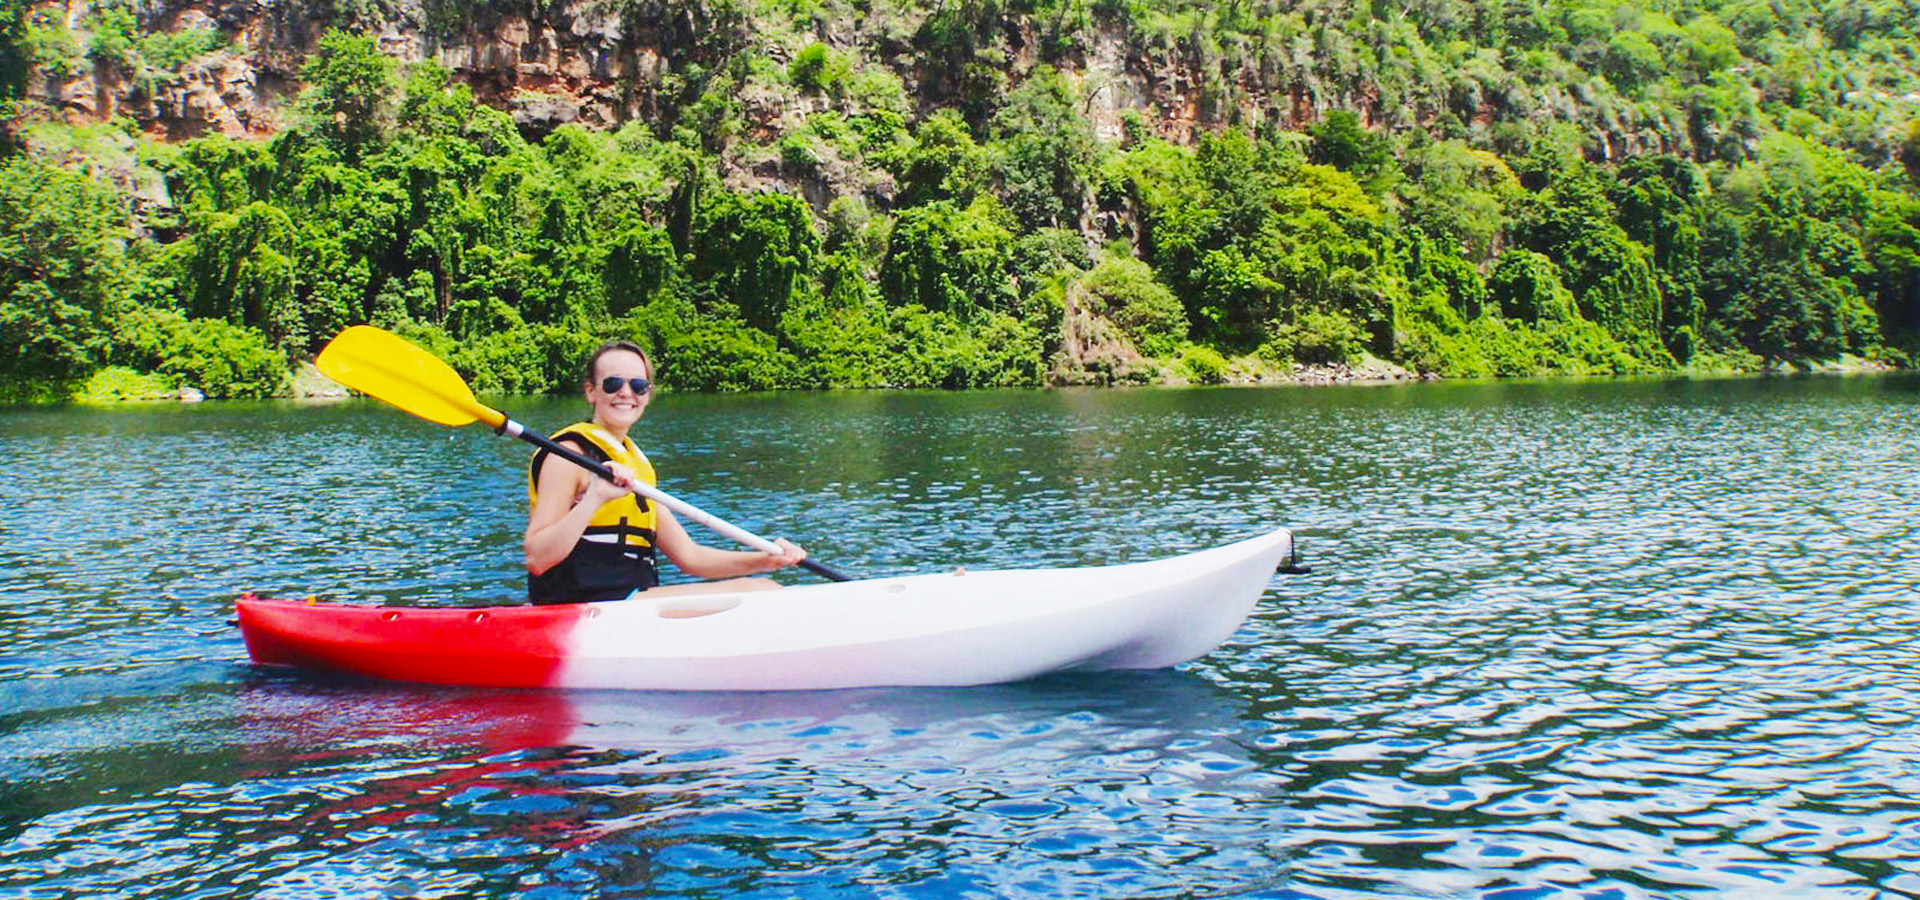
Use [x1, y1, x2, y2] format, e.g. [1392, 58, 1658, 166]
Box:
[524, 456, 635, 575]
[653, 508, 808, 579]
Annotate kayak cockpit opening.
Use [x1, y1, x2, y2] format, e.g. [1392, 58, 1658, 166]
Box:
[654, 595, 745, 619]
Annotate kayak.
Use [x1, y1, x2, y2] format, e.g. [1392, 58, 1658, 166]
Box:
[237, 528, 1294, 691]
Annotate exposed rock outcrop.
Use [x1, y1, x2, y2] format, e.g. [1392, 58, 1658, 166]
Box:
[21, 0, 1699, 164]
[25, 0, 708, 137]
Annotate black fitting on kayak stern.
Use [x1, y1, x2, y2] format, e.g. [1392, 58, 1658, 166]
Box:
[1276, 542, 1312, 575]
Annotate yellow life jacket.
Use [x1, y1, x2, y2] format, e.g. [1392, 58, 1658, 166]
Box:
[527, 422, 660, 604]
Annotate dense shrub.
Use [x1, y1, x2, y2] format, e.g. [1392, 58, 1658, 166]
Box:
[665, 324, 796, 391]
[0, 157, 132, 385]
[878, 198, 1019, 317]
[781, 291, 894, 388]
[450, 323, 599, 395]
[1174, 343, 1229, 383]
[1263, 310, 1370, 366]
[878, 305, 1045, 388]
[74, 366, 177, 403]
[1078, 255, 1187, 357]
[111, 306, 288, 398]
[788, 42, 850, 95]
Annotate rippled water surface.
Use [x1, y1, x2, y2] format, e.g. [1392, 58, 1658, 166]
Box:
[3, 375, 1918, 898]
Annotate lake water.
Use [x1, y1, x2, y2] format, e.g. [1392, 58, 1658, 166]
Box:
[2, 375, 1917, 898]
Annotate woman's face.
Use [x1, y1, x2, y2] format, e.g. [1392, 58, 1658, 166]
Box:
[587, 348, 653, 430]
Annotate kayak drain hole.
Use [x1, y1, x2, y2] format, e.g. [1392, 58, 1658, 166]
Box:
[656, 596, 743, 619]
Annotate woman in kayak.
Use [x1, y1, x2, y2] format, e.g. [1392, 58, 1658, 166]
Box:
[524, 340, 808, 604]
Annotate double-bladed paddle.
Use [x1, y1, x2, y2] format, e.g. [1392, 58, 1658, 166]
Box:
[315, 325, 854, 583]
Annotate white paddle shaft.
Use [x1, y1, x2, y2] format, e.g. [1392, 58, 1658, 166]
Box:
[505, 417, 784, 555]
[631, 481, 784, 555]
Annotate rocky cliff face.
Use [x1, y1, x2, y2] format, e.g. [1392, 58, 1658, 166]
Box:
[28, 0, 694, 139]
[21, 0, 1350, 149]
[20, 0, 1706, 174]
[24, 3, 264, 138]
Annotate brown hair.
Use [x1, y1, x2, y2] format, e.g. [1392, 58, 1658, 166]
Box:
[584, 339, 654, 385]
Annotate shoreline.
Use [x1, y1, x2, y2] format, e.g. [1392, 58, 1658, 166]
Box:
[14, 355, 1907, 408]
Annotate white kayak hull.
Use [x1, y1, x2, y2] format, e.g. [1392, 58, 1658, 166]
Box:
[238, 528, 1292, 691]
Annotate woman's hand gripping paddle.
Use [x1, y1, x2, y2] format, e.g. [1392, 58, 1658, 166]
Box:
[315, 325, 854, 583]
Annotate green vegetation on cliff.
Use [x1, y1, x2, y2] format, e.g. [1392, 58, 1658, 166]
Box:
[1, 0, 1916, 400]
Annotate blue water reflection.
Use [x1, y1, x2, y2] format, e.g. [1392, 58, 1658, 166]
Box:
[4, 375, 1920, 897]
[8, 671, 1271, 898]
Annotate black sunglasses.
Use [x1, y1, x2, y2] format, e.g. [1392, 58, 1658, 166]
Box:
[600, 376, 653, 395]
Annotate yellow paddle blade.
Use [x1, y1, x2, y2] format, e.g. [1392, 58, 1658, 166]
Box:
[316, 326, 506, 429]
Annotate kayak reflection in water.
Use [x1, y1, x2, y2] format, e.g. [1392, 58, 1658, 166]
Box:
[523, 340, 809, 604]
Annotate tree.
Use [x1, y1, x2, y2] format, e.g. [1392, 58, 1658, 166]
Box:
[464, 146, 595, 327]
[1077, 254, 1187, 356]
[1613, 155, 1707, 359]
[283, 153, 404, 343]
[1514, 167, 1668, 361]
[1699, 185, 1879, 362]
[1680, 15, 1741, 80]
[0, 158, 132, 384]
[1489, 250, 1577, 322]
[915, 0, 1011, 124]
[1308, 110, 1396, 193]
[879, 198, 1018, 317]
[1602, 30, 1664, 93]
[300, 29, 398, 159]
[688, 191, 818, 332]
[0, 0, 28, 105]
[1863, 190, 1920, 340]
[162, 135, 279, 215]
[1901, 120, 1920, 184]
[1133, 128, 1397, 347]
[1403, 139, 1520, 263]
[991, 66, 1099, 230]
[380, 136, 481, 324]
[896, 109, 992, 207]
[604, 222, 681, 317]
[162, 202, 301, 346]
[397, 60, 478, 139]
